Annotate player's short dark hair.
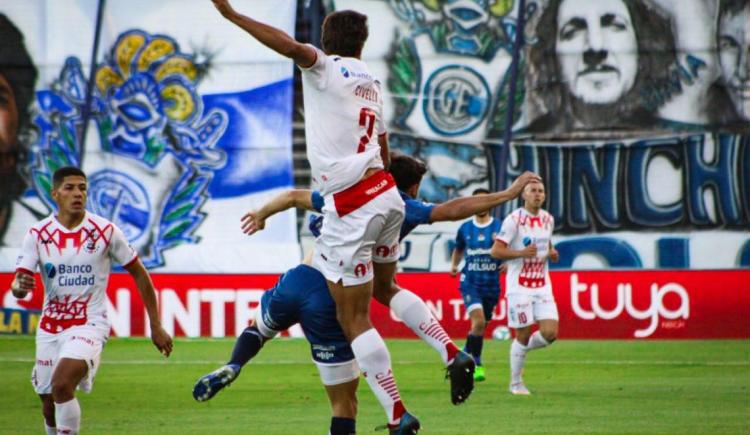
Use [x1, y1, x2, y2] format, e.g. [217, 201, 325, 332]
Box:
[472, 188, 490, 195]
[0, 14, 38, 132]
[389, 151, 427, 192]
[52, 167, 87, 188]
[321, 10, 368, 57]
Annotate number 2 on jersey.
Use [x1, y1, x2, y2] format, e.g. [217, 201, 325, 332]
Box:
[358, 108, 375, 153]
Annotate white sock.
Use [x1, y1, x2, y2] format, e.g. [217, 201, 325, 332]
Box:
[54, 398, 80, 434]
[351, 328, 405, 425]
[390, 289, 458, 365]
[510, 339, 528, 384]
[526, 331, 550, 351]
[45, 424, 56, 435]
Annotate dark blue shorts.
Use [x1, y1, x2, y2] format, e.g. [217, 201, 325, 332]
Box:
[459, 283, 500, 321]
[260, 264, 354, 364]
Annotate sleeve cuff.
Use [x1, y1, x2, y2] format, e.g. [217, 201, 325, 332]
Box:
[494, 236, 511, 246]
[15, 267, 34, 276]
[297, 44, 319, 70]
[122, 255, 139, 269]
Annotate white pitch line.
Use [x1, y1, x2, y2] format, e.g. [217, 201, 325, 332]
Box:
[0, 357, 747, 366]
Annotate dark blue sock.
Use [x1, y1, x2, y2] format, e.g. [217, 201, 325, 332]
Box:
[465, 334, 484, 366]
[330, 417, 356, 435]
[228, 326, 265, 367]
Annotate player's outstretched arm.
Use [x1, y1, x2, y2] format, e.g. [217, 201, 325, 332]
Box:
[211, 0, 316, 67]
[241, 189, 314, 235]
[429, 171, 541, 222]
[490, 240, 537, 260]
[125, 259, 173, 357]
[10, 271, 35, 298]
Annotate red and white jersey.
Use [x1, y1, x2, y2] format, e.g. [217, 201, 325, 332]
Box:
[15, 212, 137, 333]
[300, 45, 386, 195]
[495, 208, 555, 295]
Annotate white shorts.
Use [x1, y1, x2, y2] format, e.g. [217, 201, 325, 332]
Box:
[506, 290, 559, 329]
[313, 171, 404, 286]
[32, 322, 109, 394]
[316, 360, 360, 386]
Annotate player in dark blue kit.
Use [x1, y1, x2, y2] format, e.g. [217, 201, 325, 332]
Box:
[193, 154, 538, 434]
[193, 264, 371, 435]
[449, 189, 504, 382]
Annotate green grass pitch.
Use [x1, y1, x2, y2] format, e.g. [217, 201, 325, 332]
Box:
[1, 337, 748, 434]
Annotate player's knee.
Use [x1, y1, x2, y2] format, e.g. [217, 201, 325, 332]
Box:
[51, 378, 75, 401]
[514, 329, 532, 345]
[372, 284, 395, 307]
[471, 318, 486, 335]
[542, 329, 557, 343]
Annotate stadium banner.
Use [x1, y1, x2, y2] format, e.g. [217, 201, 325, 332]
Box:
[0, 0, 300, 273]
[308, 0, 750, 272]
[2, 271, 748, 339]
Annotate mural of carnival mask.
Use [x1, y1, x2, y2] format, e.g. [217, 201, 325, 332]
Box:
[32, 30, 227, 268]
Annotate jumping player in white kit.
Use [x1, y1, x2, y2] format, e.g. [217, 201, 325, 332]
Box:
[10, 167, 173, 435]
[491, 180, 560, 395]
[211, 1, 417, 432]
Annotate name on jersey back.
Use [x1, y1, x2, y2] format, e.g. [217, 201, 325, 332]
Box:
[355, 85, 379, 103]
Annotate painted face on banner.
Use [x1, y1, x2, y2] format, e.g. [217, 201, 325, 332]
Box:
[0, 73, 20, 190]
[556, 0, 637, 104]
[719, 4, 750, 120]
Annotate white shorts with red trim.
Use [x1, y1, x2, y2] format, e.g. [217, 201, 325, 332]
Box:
[31, 322, 109, 394]
[506, 289, 559, 329]
[313, 170, 405, 286]
[316, 359, 360, 386]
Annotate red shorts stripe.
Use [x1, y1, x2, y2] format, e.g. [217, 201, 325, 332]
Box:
[333, 170, 396, 217]
[39, 316, 87, 333]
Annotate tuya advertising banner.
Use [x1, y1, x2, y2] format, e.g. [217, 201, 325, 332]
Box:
[2, 271, 748, 339]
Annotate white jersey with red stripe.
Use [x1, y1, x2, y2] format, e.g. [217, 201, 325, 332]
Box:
[495, 208, 555, 295]
[300, 45, 386, 196]
[15, 212, 137, 333]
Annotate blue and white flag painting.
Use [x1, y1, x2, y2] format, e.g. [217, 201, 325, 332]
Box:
[0, 0, 300, 272]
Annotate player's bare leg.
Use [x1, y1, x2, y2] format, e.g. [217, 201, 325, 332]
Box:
[535, 319, 559, 345]
[329, 262, 419, 433]
[51, 358, 87, 434]
[38, 394, 56, 435]
[324, 379, 359, 435]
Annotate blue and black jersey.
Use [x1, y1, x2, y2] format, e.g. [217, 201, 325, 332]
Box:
[455, 218, 503, 291]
